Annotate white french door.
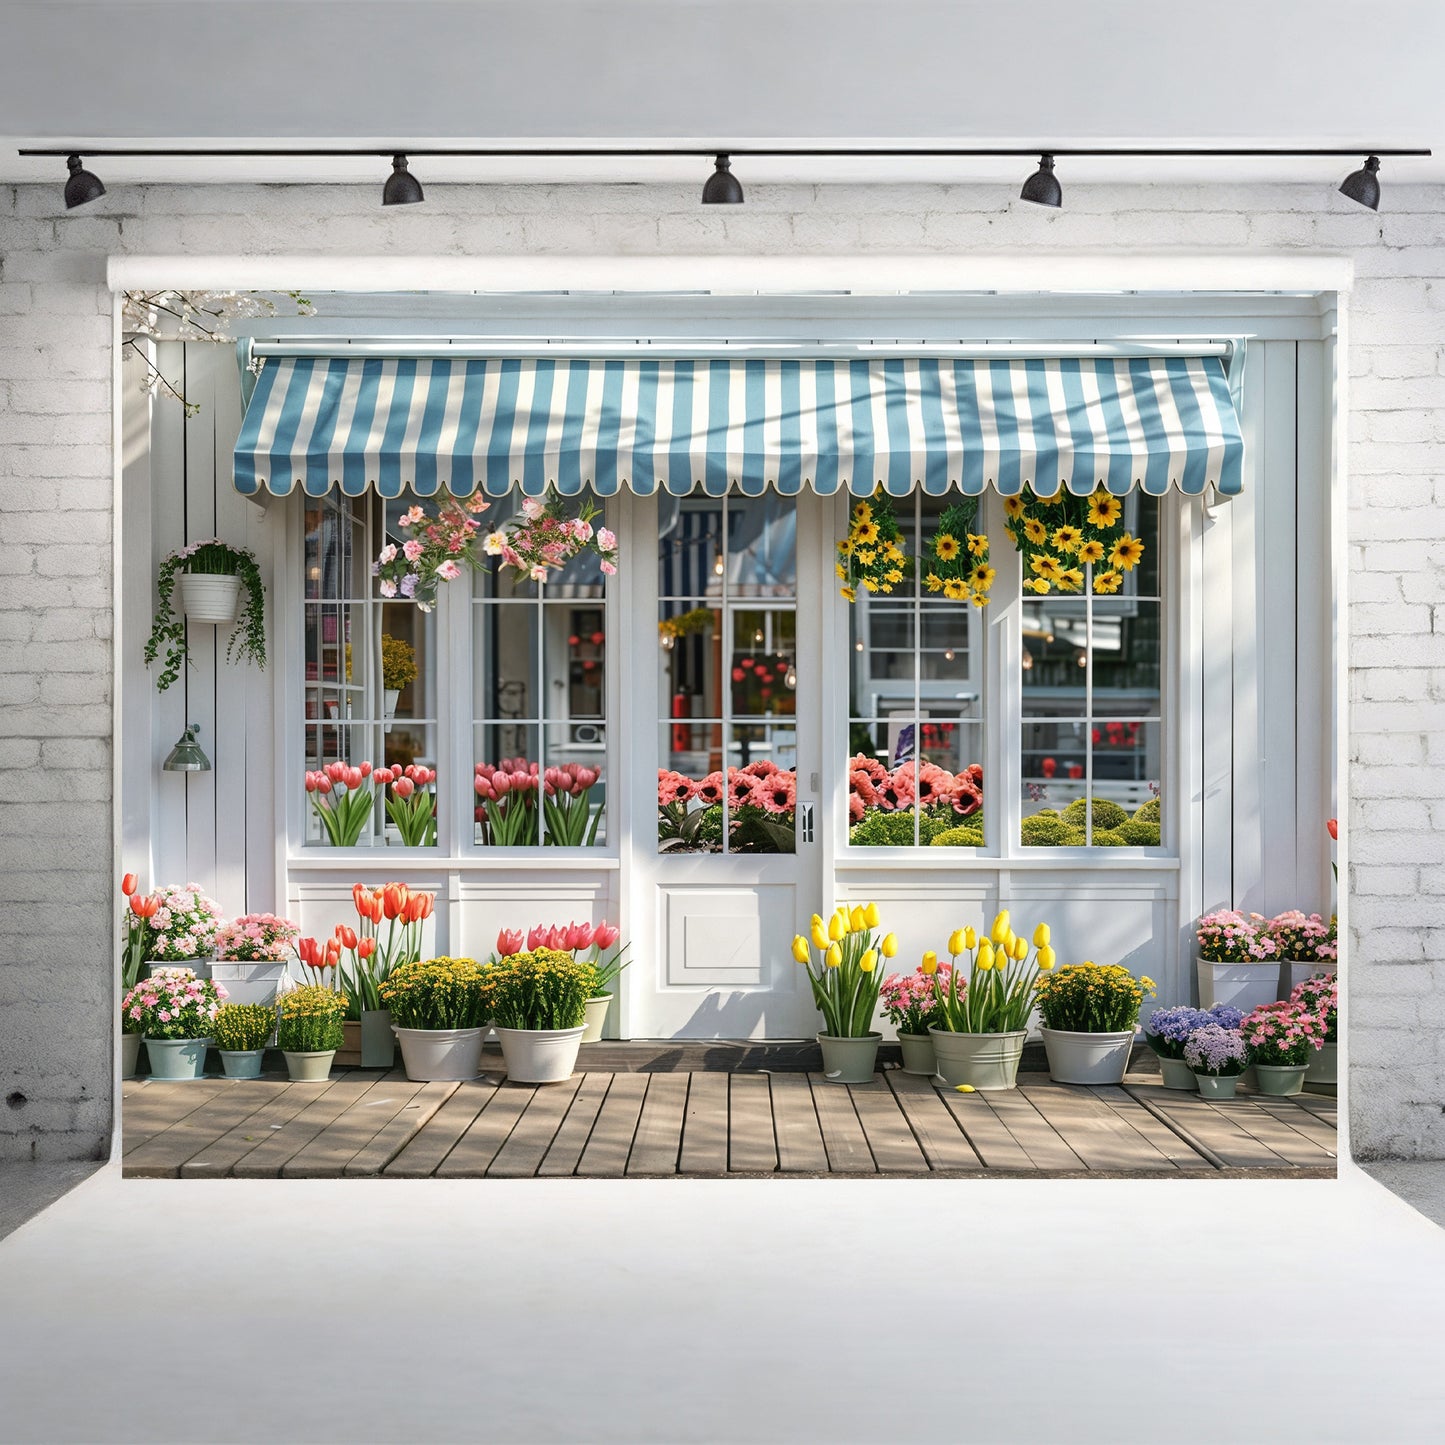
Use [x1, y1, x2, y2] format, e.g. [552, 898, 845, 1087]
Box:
[625, 489, 825, 1038]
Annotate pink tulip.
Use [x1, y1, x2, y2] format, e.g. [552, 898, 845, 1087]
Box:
[324, 761, 348, 783]
[497, 928, 524, 956]
[316, 775, 332, 793]
[566, 921, 595, 951]
[358, 760, 372, 778]
[344, 766, 364, 790]
[474, 778, 496, 801]
[492, 772, 512, 796]
[392, 776, 415, 799]
[527, 925, 547, 950]
[593, 922, 621, 951]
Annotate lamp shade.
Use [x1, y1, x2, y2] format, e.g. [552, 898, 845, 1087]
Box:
[383, 154, 425, 206]
[1339, 155, 1381, 210]
[1020, 154, 1062, 208]
[702, 154, 744, 204]
[64, 154, 105, 209]
[163, 724, 211, 773]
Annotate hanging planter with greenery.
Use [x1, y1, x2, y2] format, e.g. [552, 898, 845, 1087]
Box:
[1003, 486, 1145, 596]
[145, 539, 267, 692]
[921, 498, 995, 607]
[835, 489, 911, 601]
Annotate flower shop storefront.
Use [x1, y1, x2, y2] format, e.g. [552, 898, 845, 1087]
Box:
[118, 283, 1339, 1054]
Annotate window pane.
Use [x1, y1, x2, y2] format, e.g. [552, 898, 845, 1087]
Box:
[731, 609, 797, 719]
[659, 721, 723, 854]
[1090, 600, 1161, 715]
[1092, 720, 1162, 844]
[303, 721, 383, 847]
[474, 723, 542, 846]
[473, 603, 539, 724]
[1020, 720, 1090, 833]
[542, 722, 607, 846]
[660, 603, 721, 733]
[658, 497, 724, 598]
[724, 491, 797, 598]
[544, 601, 605, 720]
[1021, 600, 1089, 713]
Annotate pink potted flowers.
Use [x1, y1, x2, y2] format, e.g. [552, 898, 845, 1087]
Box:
[121, 968, 228, 1080]
[1239, 1000, 1327, 1096]
[212, 911, 301, 1007]
[1194, 910, 1278, 1013]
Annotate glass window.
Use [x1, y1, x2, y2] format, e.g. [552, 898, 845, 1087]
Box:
[471, 491, 608, 847]
[846, 493, 985, 848]
[658, 491, 798, 854]
[302, 491, 439, 847]
[1019, 493, 1163, 847]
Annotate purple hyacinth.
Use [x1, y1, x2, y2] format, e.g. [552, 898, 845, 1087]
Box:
[1207, 1003, 1245, 1030]
[1184, 1023, 1248, 1076]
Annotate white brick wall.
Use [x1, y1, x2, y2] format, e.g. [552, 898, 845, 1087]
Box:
[1, 179, 1440, 1159]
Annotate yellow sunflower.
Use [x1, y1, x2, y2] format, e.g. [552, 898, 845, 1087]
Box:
[935, 533, 961, 561]
[1057, 568, 1085, 593]
[852, 501, 874, 525]
[1030, 553, 1063, 582]
[835, 563, 848, 581]
[967, 532, 988, 557]
[855, 548, 876, 566]
[837, 536, 854, 557]
[1077, 539, 1106, 566]
[1092, 569, 1123, 595]
[1110, 533, 1145, 570]
[840, 585, 856, 602]
[885, 567, 904, 584]
[924, 572, 944, 593]
[853, 520, 880, 545]
[971, 564, 996, 589]
[1023, 517, 1048, 545]
[884, 543, 905, 563]
[1051, 525, 1083, 554]
[1003, 496, 1026, 520]
[861, 577, 879, 593]
[1005, 527, 1018, 546]
[1024, 577, 1052, 595]
[943, 578, 968, 601]
[970, 590, 989, 609]
[1087, 490, 1123, 527]
[1036, 490, 1065, 507]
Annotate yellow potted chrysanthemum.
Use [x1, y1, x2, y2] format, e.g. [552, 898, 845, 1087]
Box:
[1034, 962, 1156, 1085]
[489, 948, 594, 1083]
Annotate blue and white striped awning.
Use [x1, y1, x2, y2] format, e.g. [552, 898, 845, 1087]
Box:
[233, 355, 1244, 499]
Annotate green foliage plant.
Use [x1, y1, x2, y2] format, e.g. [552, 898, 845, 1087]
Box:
[212, 1002, 276, 1052]
[145, 539, 266, 691]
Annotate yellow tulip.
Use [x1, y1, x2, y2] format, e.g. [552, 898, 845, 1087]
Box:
[810, 913, 825, 932]
[977, 941, 995, 971]
[828, 913, 844, 942]
[881, 932, 898, 959]
[1013, 936, 1029, 961]
[1033, 922, 1051, 948]
[791, 935, 811, 965]
[860, 949, 878, 973]
[990, 910, 1010, 944]
[1003, 929, 1017, 955]
[825, 943, 842, 969]
[1039, 945, 1056, 970]
[947, 928, 966, 957]
[863, 901, 881, 928]
[964, 926, 977, 950]
[920, 950, 938, 976]
[810, 919, 829, 950]
[849, 905, 867, 933]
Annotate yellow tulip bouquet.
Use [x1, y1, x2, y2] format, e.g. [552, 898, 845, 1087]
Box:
[792, 902, 898, 1038]
[928, 910, 1054, 1034]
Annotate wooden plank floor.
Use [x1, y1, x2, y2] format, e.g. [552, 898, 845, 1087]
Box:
[121, 1066, 1336, 1179]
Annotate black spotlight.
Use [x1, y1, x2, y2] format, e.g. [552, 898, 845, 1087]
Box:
[1020, 153, 1062, 208]
[383, 153, 425, 206]
[1339, 154, 1381, 210]
[64, 154, 105, 209]
[702, 153, 744, 205]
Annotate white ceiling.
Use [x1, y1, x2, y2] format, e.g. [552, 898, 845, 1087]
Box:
[2, 0, 1443, 185]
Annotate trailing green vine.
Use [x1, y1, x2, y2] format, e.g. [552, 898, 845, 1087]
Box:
[145, 539, 267, 692]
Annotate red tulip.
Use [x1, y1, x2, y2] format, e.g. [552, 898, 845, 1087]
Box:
[497, 928, 524, 956]
[356, 937, 377, 960]
[416, 893, 434, 920]
[296, 937, 321, 967]
[352, 882, 370, 913]
[337, 924, 358, 950]
[121, 872, 138, 897]
[323, 939, 341, 967]
[382, 883, 408, 920]
[402, 893, 428, 924]
[1327, 818, 1338, 841]
[130, 893, 159, 919]
[593, 922, 621, 951]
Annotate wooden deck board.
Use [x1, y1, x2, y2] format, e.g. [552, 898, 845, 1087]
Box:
[282, 1076, 427, 1178]
[121, 1068, 1336, 1179]
[577, 1073, 649, 1177]
[1018, 1081, 1178, 1171]
[978, 1087, 1089, 1172]
[383, 1080, 498, 1178]
[885, 1072, 982, 1171]
[435, 1084, 537, 1177]
[935, 1088, 1037, 1170]
[626, 1073, 689, 1175]
[728, 1074, 778, 1173]
[806, 1072, 875, 1173]
[537, 1073, 614, 1176]
[769, 1071, 830, 1173]
[1124, 1084, 1291, 1169]
[847, 1077, 929, 1173]
[678, 1071, 730, 1173]
[233, 1078, 395, 1179]
[124, 1082, 286, 1177]
[345, 1082, 458, 1176]
[487, 1077, 584, 1178]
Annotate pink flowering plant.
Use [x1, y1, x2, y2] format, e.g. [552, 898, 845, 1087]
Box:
[656, 762, 797, 853]
[880, 962, 952, 1035]
[848, 753, 985, 846]
[1183, 1022, 1249, 1077]
[495, 920, 628, 996]
[1263, 911, 1337, 964]
[134, 884, 224, 962]
[305, 760, 377, 846]
[1290, 971, 1338, 1044]
[121, 967, 228, 1041]
[474, 758, 541, 845]
[1195, 910, 1275, 963]
[376, 763, 438, 847]
[214, 912, 301, 962]
[482, 490, 619, 584]
[1240, 1000, 1326, 1067]
[373, 495, 490, 611]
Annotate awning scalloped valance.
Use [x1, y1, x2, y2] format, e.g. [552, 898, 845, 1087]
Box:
[232, 354, 1244, 501]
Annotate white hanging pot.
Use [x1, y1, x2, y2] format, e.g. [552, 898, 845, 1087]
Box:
[179, 573, 242, 624]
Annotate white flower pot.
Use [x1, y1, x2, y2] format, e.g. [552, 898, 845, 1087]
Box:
[179, 573, 242, 624]
[929, 1027, 1027, 1091]
[581, 995, 611, 1043]
[393, 1025, 485, 1082]
[1196, 954, 1279, 1014]
[817, 1032, 881, 1084]
[145, 958, 214, 981]
[1304, 1040, 1337, 1095]
[210, 960, 286, 1007]
[384, 688, 401, 719]
[1040, 1027, 1136, 1086]
[496, 1025, 587, 1084]
[1283, 960, 1329, 997]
